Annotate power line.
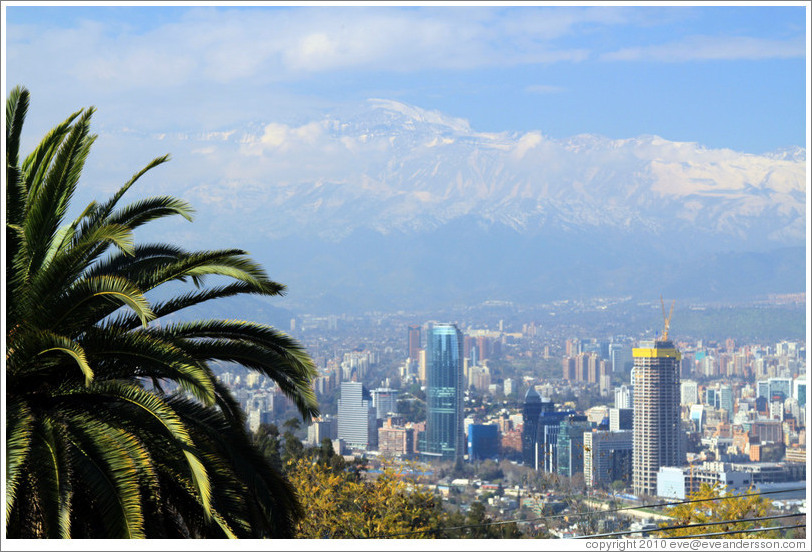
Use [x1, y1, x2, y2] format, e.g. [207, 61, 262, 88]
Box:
[575, 512, 805, 539]
[362, 486, 806, 539]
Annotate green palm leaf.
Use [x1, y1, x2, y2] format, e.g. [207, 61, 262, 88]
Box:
[6, 86, 318, 539]
[5, 398, 35, 521]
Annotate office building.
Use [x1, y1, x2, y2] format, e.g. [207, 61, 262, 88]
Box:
[706, 388, 718, 408]
[690, 404, 706, 432]
[307, 417, 338, 446]
[503, 377, 515, 397]
[584, 430, 633, 488]
[425, 323, 464, 460]
[609, 408, 633, 431]
[557, 415, 591, 478]
[793, 377, 806, 407]
[337, 382, 376, 451]
[768, 377, 792, 402]
[610, 343, 633, 373]
[371, 388, 399, 419]
[680, 380, 699, 406]
[408, 325, 421, 361]
[539, 409, 577, 473]
[615, 384, 633, 410]
[719, 384, 734, 422]
[468, 424, 500, 461]
[522, 386, 544, 466]
[632, 339, 683, 496]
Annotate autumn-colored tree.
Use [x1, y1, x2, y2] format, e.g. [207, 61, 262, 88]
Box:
[658, 484, 778, 538]
[287, 458, 444, 538]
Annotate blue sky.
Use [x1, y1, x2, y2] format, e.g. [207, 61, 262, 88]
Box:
[3, 3, 807, 155]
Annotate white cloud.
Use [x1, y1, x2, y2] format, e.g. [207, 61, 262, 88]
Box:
[601, 35, 804, 62]
[513, 131, 544, 160]
[6, 7, 604, 94]
[525, 84, 566, 94]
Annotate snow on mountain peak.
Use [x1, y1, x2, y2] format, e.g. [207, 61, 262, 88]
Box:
[366, 98, 472, 134]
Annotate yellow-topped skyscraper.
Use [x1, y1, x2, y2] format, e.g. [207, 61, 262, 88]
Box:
[632, 338, 683, 496]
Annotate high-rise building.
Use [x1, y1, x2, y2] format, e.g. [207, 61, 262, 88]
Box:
[566, 338, 581, 357]
[337, 382, 376, 451]
[371, 388, 399, 419]
[424, 323, 464, 460]
[609, 408, 633, 431]
[556, 415, 591, 478]
[467, 424, 500, 461]
[680, 380, 699, 406]
[307, 417, 338, 446]
[689, 404, 705, 432]
[610, 343, 633, 373]
[706, 389, 719, 413]
[768, 377, 792, 402]
[378, 421, 415, 458]
[562, 357, 576, 381]
[408, 325, 421, 361]
[718, 384, 734, 422]
[522, 386, 543, 466]
[503, 378, 515, 396]
[615, 384, 633, 410]
[632, 339, 683, 496]
[539, 408, 576, 473]
[584, 430, 633, 488]
[793, 377, 806, 407]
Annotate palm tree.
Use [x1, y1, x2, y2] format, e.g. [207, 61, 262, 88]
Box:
[5, 86, 319, 538]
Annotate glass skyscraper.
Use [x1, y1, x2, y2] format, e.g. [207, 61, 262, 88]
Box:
[522, 386, 543, 467]
[425, 323, 464, 460]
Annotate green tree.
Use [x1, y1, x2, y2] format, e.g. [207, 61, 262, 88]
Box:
[253, 423, 283, 473]
[5, 87, 318, 538]
[657, 484, 777, 538]
[462, 500, 522, 538]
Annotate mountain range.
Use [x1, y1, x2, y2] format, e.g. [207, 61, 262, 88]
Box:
[174, 99, 806, 312]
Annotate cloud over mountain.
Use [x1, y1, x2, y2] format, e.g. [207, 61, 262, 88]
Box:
[177, 99, 805, 252]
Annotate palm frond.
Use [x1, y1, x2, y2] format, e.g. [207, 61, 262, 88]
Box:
[80, 327, 215, 405]
[45, 274, 154, 332]
[5, 85, 29, 169]
[31, 330, 94, 385]
[83, 154, 172, 226]
[21, 108, 96, 281]
[107, 195, 194, 230]
[6, 88, 318, 539]
[166, 322, 318, 422]
[74, 381, 212, 520]
[5, 398, 35, 522]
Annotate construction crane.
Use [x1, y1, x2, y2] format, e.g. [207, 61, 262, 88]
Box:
[660, 296, 675, 342]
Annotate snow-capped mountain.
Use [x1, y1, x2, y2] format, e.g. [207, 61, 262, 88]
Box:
[169, 99, 805, 310]
[206, 99, 806, 248]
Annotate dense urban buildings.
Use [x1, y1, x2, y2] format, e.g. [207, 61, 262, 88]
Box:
[632, 339, 683, 496]
[232, 298, 805, 520]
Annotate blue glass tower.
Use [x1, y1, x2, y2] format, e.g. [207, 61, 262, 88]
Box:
[425, 323, 464, 460]
[468, 424, 499, 461]
[522, 387, 542, 466]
